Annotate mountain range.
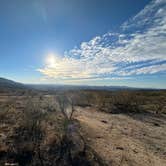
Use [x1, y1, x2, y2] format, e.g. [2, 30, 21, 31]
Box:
[0, 77, 163, 91]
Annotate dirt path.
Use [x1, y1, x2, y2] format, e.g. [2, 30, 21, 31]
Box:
[74, 107, 166, 166]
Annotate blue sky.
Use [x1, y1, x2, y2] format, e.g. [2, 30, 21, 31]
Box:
[0, 0, 166, 88]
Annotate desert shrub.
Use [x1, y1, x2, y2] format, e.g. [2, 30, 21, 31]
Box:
[21, 99, 47, 139]
[5, 99, 48, 165]
[111, 91, 141, 113]
[0, 100, 18, 124]
[67, 91, 96, 107]
[55, 93, 76, 120]
[0, 107, 8, 123]
[39, 96, 58, 112]
[94, 91, 145, 114]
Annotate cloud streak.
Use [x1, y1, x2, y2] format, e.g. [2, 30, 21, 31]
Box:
[38, 0, 166, 81]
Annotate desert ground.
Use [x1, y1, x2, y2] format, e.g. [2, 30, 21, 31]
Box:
[74, 107, 166, 166]
[0, 90, 166, 165]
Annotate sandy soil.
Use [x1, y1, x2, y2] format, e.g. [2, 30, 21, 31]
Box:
[74, 107, 166, 166]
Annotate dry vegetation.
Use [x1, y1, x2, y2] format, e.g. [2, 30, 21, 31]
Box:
[0, 91, 106, 166]
[0, 89, 166, 165]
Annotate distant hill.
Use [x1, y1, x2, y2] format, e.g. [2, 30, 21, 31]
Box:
[28, 84, 143, 91]
[0, 77, 162, 93]
[29, 84, 164, 91]
[0, 77, 26, 92]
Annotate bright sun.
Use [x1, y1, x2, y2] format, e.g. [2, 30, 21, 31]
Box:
[45, 54, 56, 67]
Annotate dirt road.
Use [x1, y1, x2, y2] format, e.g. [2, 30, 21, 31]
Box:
[74, 107, 166, 166]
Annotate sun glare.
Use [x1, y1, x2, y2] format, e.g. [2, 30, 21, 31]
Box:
[45, 54, 56, 67]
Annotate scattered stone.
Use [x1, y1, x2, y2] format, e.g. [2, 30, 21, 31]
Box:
[101, 120, 108, 124]
[153, 123, 160, 127]
[96, 136, 102, 139]
[163, 152, 166, 156]
[133, 149, 138, 154]
[0, 133, 6, 139]
[87, 138, 91, 141]
[116, 147, 124, 150]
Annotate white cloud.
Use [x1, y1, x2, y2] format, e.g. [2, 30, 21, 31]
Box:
[37, 0, 166, 82]
[117, 63, 166, 76]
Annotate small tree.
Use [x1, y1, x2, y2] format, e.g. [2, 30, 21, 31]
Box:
[55, 94, 75, 120]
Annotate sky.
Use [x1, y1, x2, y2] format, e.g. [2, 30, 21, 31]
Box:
[0, 0, 166, 88]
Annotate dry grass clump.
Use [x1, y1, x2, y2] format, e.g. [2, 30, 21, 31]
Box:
[81, 90, 166, 114]
[0, 97, 67, 166]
